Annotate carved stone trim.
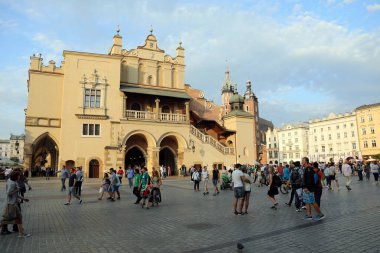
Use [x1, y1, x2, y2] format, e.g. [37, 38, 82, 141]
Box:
[25, 116, 61, 128]
[75, 114, 108, 120]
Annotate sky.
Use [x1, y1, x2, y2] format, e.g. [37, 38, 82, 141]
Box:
[0, 0, 379, 138]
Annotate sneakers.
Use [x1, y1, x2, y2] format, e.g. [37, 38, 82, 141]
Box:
[313, 214, 326, 221]
[295, 209, 301, 212]
[18, 233, 31, 238]
[79, 199, 83, 204]
[301, 206, 306, 210]
[64, 202, 70, 205]
[270, 205, 277, 209]
[303, 215, 313, 220]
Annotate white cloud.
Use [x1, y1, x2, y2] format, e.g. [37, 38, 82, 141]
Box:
[367, 3, 380, 12]
[0, 19, 18, 29]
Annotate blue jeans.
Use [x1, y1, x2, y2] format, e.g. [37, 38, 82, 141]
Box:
[128, 178, 133, 188]
[61, 178, 67, 191]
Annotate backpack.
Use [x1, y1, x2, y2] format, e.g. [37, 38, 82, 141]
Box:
[273, 174, 282, 187]
[290, 169, 299, 183]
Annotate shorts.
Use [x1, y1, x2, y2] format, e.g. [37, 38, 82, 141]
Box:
[303, 191, 315, 204]
[111, 185, 120, 192]
[68, 186, 74, 195]
[212, 179, 218, 186]
[234, 187, 245, 199]
[330, 175, 336, 180]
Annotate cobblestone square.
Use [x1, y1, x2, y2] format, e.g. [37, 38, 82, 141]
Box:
[0, 175, 379, 253]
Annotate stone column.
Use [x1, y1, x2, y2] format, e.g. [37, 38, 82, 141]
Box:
[155, 98, 160, 120]
[123, 95, 127, 117]
[185, 101, 190, 121]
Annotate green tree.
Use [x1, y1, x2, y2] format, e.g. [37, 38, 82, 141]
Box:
[373, 154, 380, 160]
[10, 157, 19, 163]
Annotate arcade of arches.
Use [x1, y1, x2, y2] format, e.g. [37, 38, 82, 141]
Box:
[123, 133, 184, 176]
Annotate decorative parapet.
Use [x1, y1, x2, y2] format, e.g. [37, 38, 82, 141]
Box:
[29, 54, 64, 74]
[25, 116, 61, 128]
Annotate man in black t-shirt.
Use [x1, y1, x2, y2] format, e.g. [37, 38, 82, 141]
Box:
[64, 168, 82, 205]
[212, 164, 220, 196]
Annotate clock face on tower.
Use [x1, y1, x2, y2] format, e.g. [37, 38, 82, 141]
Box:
[150, 42, 154, 48]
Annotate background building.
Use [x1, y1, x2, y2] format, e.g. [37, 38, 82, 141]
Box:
[277, 123, 309, 164]
[355, 103, 380, 159]
[0, 134, 24, 163]
[265, 127, 279, 164]
[308, 112, 359, 162]
[24, 30, 260, 177]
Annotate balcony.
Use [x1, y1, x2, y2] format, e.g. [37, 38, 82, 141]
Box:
[124, 110, 188, 123]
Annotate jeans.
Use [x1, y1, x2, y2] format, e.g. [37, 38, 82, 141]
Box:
[326, 176, 331, 188]
[314, 187, 322, 207]
[75, 181, 82, 196]
[288, 186, 301, 209]
[133, 187, 142, 203]
[374, 173, 379, 182]
[194, 180, 200, 190]
[128, 178, 133, 188]
[61, 178, 67, 191]
[358, 170, 363, 181]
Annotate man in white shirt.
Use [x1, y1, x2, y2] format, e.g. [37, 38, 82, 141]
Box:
[342, 159, 352, 191]
[232, 164, 245, 215]
[370, 161, 379, 185]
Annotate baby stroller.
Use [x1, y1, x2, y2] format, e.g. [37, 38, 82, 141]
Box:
[220, 174, 233, 190]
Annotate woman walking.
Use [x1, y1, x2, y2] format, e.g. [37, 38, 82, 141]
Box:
[267, 166, 279, 209]
[133, 168, 142, 204]
[0, 171, 31, 238]
[98, 173, 110, 200]
[192, 168, 201, 192]
[242, 167, 253, 214]
[201, 166, 209, 195]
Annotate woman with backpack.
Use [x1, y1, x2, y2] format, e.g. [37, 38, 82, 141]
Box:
[267, 166, 279, 209]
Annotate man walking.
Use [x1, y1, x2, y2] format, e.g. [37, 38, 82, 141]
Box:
[56, 165, 69, 191]
[342, 159, 352, 190]
[370, 161, 379, 185]
[232, 164, 245, 215]
[64, 168, 82, 205]
[302, 157, 325, 221]
[126, 166, 134, 189]
[109, 168, 121, 201]
[75, 167, 84, 197]
[201, 166, 209, 195]
[286, 163, 302, 212]
[212, 164, 220, 196]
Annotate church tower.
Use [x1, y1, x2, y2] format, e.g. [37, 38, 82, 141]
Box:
[221, 65, 235, 116]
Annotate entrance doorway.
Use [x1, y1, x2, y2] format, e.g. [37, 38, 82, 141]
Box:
[125, 146, 146, 168]
[89, 159, 100, 178]
[159, 147, 176, 176]
[31, 133, 59, 177]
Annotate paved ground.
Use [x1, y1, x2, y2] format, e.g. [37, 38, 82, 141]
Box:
[0, 174, 379, 253]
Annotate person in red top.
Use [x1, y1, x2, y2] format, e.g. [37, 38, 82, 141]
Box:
[313, 162, 325, 207]
[117, 167, 124, 184]
[277, 163, 284, 178]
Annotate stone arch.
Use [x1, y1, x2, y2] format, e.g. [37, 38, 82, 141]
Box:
[30, 132, 59, 176]
[159, 146, 177, 176]
[123, 130, 156, 149]
[157, 132, 188, 150]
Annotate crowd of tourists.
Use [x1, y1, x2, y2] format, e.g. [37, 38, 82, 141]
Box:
[0, 157, 378, 239]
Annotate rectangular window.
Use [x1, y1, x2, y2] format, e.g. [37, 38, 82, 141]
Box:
[314, 136, 317, 141]
[370, 127, 375, 134]
[269, 144, 271, 149]
[295, 145, 299, 150]
[82, 124, 100, 136]
[336, 125, 339, 130]
[315, 146, 318, 153]
[283, 154, 287, 159]
[328, 127, 331, 131]
[343, 124, 346, 129]
[372, 140, 377, 148]
[274, 137, 276, 141]
[320, 128, 323, 132]
[289, 153, 293, 159]
[351, 123, 354, 127]
[295, 138, 298, 143]
[369, 115, 373, 121]
[269, 137, 271, 142]
[352, 143, 356, 150]
[288, 132, 291, 137]
[362, 128, 366, 135]
[360, 117, 365, 123]
[84, 89, 101, 108]
[364, 141, 368, 148]
[295, 153, 300, 158]
[322, 145, 325, 152]
[351, 131, 355, 137]
[295, 132, 298, 136]
[328, 134, 332, 140]
[282, 133, 285, 137]
[337, 133, 340, 139]
[344, 132, 347, 138]
[313, 129, 316, 133]
[274, 143, 277, 148]
[282, 140, 285, 144]
[321, 135, 324, 141]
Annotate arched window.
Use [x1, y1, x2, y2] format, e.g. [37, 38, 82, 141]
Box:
[131, 102, 141, 111]
[162, 105, 170, 113]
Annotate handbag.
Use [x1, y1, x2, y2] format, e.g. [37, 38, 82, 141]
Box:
[2, 204, 17, 220]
